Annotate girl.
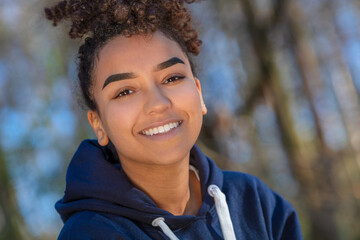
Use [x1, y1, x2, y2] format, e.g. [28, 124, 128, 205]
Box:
[45, 0, 302, 239]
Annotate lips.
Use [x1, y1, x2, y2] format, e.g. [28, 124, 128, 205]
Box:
[141, 121, 182, 136]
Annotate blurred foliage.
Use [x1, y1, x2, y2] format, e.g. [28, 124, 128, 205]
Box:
[1, 0, 360, 239]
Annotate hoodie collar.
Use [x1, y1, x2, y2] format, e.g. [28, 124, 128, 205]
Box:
[56, 139, 223, 228]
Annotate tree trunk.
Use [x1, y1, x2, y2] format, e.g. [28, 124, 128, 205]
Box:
[0, 147, 29, 240]
[237, 0, 340, 239]
[285, 2, 345, 239]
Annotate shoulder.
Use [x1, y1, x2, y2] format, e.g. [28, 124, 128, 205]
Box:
[222, 170, 295, 214]
[222, 171, 274, 198]
[58, 211, 116, 240]
[58, 211, 143, 240]
[222, 171, 303, 240]
[222, 171, 283, 202]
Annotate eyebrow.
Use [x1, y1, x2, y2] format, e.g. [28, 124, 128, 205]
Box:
[102, 57, 185, 89]
[102, 73, 137, 89]
[154, 57, 185, 72]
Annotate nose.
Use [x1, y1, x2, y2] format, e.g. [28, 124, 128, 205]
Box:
[143, 84, 171, 115]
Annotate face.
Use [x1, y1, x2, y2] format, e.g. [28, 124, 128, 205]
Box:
[87, 31, 207, 167]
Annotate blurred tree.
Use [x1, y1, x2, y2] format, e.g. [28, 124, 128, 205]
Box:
[0, 146, 29, 240]
[285, 1, 340, 238]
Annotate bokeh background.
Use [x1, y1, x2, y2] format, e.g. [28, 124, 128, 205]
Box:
[1, 0, 360, 239]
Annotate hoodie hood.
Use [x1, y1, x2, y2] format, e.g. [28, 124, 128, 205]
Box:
[55, 140, 224, 229]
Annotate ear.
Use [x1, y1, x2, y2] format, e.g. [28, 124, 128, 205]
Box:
[87, 110, 109, 146]
[195, 78, 207, 115]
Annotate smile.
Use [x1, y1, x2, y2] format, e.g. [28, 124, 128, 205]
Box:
[141, 121, 182, 136]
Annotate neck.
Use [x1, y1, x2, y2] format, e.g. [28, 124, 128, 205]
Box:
[121, 155, 202, 216]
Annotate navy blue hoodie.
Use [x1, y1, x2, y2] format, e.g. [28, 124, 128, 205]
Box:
[56, 140, 302, 239]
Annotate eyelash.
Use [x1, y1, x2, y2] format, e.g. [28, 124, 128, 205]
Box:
[115, 89, 134, 98]
[114, 75, 185, 99]
[163, 75, 185, 84]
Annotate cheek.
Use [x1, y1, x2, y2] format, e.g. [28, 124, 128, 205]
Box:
[103, 99, 142, 138]
[171, 83, 203, 112]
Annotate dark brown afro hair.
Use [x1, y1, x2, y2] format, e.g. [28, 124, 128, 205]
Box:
[44, 0, 202, 111]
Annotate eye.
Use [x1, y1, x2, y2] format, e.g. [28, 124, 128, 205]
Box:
[115, 89, 134, 98]
[163, 75, 185, 84]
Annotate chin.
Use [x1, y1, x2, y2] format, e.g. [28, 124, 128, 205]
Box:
[145, 144, 192, 165]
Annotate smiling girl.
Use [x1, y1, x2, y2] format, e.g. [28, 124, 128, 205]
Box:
[45, 0, 302, 239]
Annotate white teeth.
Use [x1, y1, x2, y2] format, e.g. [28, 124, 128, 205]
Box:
[142, 121, 181, 136]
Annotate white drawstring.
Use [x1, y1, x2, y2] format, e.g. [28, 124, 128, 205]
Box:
[151, 170, 235, 240]
[152, 217, 179, 240]
[189, 165, 200, 181]
[208, 185, 237, 240]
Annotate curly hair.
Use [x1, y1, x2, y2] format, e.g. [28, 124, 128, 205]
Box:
[44, 0, 202, 111]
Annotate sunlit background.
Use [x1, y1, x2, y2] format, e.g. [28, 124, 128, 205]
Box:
[1, 0, 360, 239]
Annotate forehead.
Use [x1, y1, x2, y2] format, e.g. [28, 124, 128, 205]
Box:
[96, 31, 187, 70]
